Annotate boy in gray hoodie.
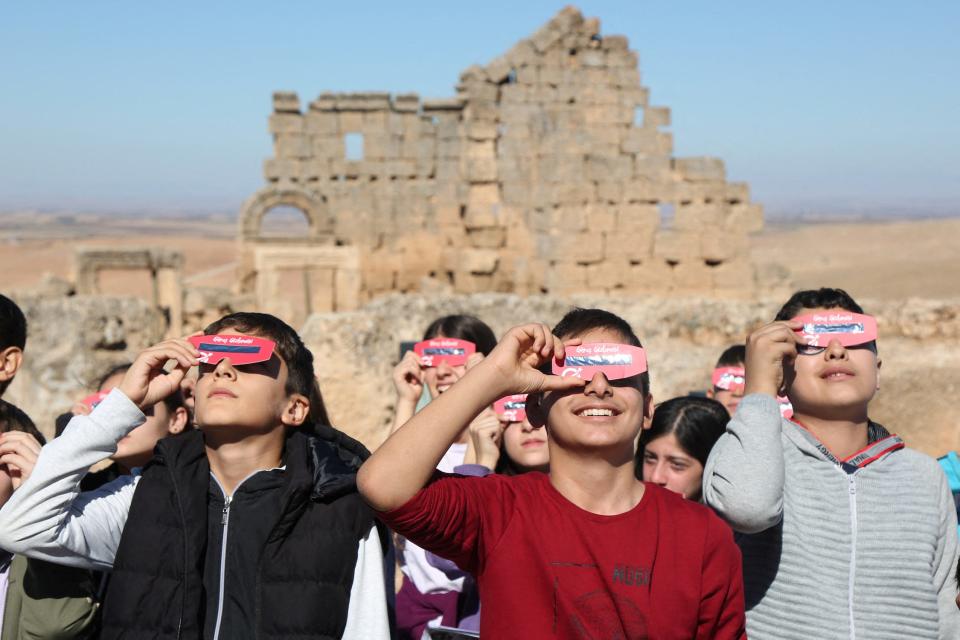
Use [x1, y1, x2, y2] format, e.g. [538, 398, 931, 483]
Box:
[703, 287, 960, 639]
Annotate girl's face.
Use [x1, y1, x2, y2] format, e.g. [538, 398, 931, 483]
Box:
[641, 432, 703, 500]
[422, 334, 468, 399]
[501, 418, 549, 472]
[100, 372, 185, 470]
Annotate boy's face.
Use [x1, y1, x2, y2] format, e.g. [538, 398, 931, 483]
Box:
[784, 306, 880, 418]
[536, 327, 651, 455]
[195, 329, 307, 433]
[708, 376, 744, 416]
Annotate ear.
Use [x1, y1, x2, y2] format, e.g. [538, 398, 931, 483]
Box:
[167, 406, 189, 435]
[526, 392, 547, 428]
[281, 393, 310, 427]
[642, 393, 654, 430]
[0, 347, 23, 384]
[875, 356, 882, 391]
[705, 388, 714, 399]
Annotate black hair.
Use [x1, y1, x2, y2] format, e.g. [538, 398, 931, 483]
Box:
[422, 315, 497, 356]
[774, 287, 865, 322]
[551, 308, 650, 396]
[715, 345, 746, 368]
[203, 312, 331, 428]
[0, 400, 46, 446]
[96, 362, 188, 419]
[636, 396, 728, 479]
[0, 295, 27, 397]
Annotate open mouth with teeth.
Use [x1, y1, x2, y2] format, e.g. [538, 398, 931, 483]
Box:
[576, 408, 618, 418]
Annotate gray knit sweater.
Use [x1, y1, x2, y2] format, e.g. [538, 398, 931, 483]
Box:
[703, 394, 960, 640]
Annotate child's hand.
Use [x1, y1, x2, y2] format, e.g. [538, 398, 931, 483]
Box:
[744, 320, 805, 397]
[484, 324, 586, 397]
[392, 350, 425, 403]
[119, 338, 200, 410]
[0, 431, 43, 490]
[463, 408, 503, 469]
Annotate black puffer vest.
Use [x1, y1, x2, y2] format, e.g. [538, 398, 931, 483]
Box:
[99, 425, 378, 640]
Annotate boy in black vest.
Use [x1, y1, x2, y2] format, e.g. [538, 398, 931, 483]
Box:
[0, 312, 390, 640]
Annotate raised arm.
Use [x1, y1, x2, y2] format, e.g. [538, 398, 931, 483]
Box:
[0, 337, 198, 569]
[0, 390, 143, 569]
[358, 324, 583, 512]
[389, 350, 426, 434]
[702, 320, 802, 534]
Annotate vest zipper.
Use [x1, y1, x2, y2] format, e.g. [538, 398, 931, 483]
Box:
[847, 474, 858, 639]
[212, 494, 232, 640]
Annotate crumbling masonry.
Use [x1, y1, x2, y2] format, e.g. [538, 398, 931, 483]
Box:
[238, 6, 763, 307]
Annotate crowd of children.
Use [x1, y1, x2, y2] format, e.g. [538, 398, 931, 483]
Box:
[0, 288, 957, 639]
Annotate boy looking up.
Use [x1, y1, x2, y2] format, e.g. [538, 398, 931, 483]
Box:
[0, 312, 389, 640]
[360, 309, 746, 639]
[703, 288, 960, 639]
[707, 344, 746, 415]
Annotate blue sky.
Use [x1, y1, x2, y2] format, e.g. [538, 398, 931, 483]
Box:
[1, 1, 958, 215]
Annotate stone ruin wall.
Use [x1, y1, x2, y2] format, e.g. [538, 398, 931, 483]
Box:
[241, 6, 763, 305]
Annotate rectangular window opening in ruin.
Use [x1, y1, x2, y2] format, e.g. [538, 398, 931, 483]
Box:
[634, 107, 645, 127]
[344, 133, 364, 161]
[658, 203, 675, 229]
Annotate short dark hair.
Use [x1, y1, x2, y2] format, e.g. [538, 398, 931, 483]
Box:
[0, 295, 27, 397]
[203, 312, 330, 428]
[774, 288, 865, 322]
[96, 362, 187, 419]
[423, 315, 497, 356]
[552, 308, 650, 396]
[637, 396, 727, 475]
[0, 295, 26, 352]
[715, 345, 746, 368]
[0, 400, 46, 446]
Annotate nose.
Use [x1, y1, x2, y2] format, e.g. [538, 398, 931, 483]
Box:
[520, 419, 541, 433]
[824, 338, 848, 361]
[584, 372, 613, 398]
[436, 361, 456, 380]
[213, 359, 238, 380]
[648, 461, 668, 487]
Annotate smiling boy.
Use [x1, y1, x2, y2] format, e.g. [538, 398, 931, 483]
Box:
[360, 308, 746, 639]
[0, 312, 389, 640]
[703, 288, 960, 639]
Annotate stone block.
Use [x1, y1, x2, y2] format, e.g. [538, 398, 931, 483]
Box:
[269, 113, 303, 135]
[580, 50, 606, 68]
[586, 154, 633, 182]
[586, 259, 629, 289]
[725, 203, 764, 233]
[601, 35, 629, 52]
[465, 156, 498, 183]
[339, 112, 364, 132]
[653, 230, 702, 262]
[633, 155, 672, 181]
[263, 158, 302, 182]
[674, 204, 724, 231]
[301, 159, 331, 180]
[554, 181, 595, 206]
[274, 134, 312, 159]
[617, 203, 660, 234]
[604, 230, 654, 261]
[547, 231, 604, 263]
[701, 230, 748, 262]
[466, 120, 498, 141]
[437, 138, 462, 159]
[312, 135, 343, 158]
[585, 203, 617, 231]
[596, 181, 623, 203]
[501, 180, 533, 207]
[466, 141, 496, 160]
[458, 248, 500, 274]
[644, 106, 670, 128]
[310, 93, 337, 112]
[364, 111, 388, 128]
[544, 261, 588, 295]
[464, 184, 501, 227]
[467, 227, 507, 249]
[724, 182, 750, 203]
[711, 258, 754, 290]
[273, 91, 300, 114]
[393, 93, 420, 113]
[672, 260, 712, 290]
[619, 259, 674, 292]
[674, 157, 726, 182]
[304, 112, 337, 136]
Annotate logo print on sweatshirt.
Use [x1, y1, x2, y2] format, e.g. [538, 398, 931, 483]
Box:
[549, 560, 650, 638]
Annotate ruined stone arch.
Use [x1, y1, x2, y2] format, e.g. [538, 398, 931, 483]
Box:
[238, 185, 332, 240]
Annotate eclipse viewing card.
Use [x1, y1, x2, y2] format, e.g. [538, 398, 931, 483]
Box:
[188, 334, 276, 366]
[552, 343, 648, 381]
[792, 312, 878, 348]
[80, 391, 110, 410]
[413, 338, 476, 368]
[712, 366, 746, 392]
[494, 394, 528, 423]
